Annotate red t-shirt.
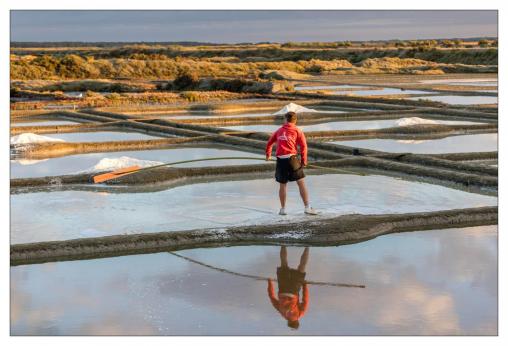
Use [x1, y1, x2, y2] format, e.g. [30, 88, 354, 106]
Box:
[267, 279, 309, 322]
[265, 123, 308, 166]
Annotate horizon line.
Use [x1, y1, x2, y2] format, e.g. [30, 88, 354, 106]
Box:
[10, 36, 499, 45]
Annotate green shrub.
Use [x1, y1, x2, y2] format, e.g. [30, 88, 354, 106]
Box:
[478, 39, 490, 47]
[85, 90, 103, 98]
[172, 69, 200, 90]
[181, 91, 200, 102]
[105, 92, 121, 100]
[305, 64, 325, 73]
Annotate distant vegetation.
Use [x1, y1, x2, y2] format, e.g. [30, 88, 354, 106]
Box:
[11, 49, 497, 81]
[10, 37, 497, 49]
[10, 90, 250, 110]
[9, 39, 498, 108]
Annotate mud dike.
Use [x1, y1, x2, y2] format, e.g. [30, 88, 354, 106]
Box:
[10, 95, 498, 265]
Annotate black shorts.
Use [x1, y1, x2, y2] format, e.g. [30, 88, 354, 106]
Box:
[275, 155, 305, 184]
[277, 266, 306, 295]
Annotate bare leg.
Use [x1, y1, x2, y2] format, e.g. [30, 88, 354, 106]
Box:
[297, 247, 309, 273]
[296, 179, 309, 207]
[279, 183, 287, 208]
[280, 246, 288, 268]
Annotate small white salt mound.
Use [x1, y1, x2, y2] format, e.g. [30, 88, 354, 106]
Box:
[273, 102, 317, 115]
[396, 139, 428, 144]
[82, 156, 163, 173]
[396, 117, 438, 127]
[12, 158, 49, 166]
[10, 133, 65, 146]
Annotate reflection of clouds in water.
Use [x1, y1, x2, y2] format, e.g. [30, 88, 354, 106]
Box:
[11, 275, 68, 335]
[11, 227, 497, 335]
[372, 282, 460, 335]
[426, 226, 498, 295]
[77, 315, 157, 336]
[162, 250, 457, 334]
[10, 280, 31, 326]
[11, 259, 159, 335]
[161, 228, 496, 335]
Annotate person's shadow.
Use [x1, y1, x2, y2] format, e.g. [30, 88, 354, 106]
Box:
[267, 246, 309, 330]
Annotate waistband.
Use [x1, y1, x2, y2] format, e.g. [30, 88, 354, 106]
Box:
[277, 155, 297, 160]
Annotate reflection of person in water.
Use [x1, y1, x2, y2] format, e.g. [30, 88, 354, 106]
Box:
[267, 246, 309, 330]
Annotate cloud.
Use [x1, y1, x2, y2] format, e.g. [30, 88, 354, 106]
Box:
[10, 10, 497, 42]
[10, 226, 497, 335]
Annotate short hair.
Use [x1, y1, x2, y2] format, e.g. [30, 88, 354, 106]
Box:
[287, 320, 300, 330]
[285, 111, 297, 123]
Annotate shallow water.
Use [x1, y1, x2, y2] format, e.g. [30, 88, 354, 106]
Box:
[10, 225, 497, 335]
[471, 89, 498, 94]
[153, 112, 274, 120]
[10, 146, 264, 179]
[331, 133, 498, 154]
[461, 159, 498, 167]
[11, 119, 82, 127]
[221, 119, 483, 133]
[409, 95, 498, 105]
[14, 131, 165, 143]
[449, 82, 498, 87]
[333, 87, 435, 96]
[295, 84, 366, 91]
[419, 79, 497, 87]
[10, 174, 496, 244]
[151, 109, 348, 121]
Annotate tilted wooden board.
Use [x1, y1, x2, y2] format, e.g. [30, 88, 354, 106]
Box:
[92, 165, 141, 183]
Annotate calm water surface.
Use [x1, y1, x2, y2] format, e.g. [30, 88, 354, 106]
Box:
[409, 95, 498, 105]
[10, 146, 264, 179]
[11, 120, 82, 127]
[11, 174, 496, 244]
[295, 84, 366, 91]
[10, 225, 497, 335]
[221, 119, 483, 133]
[27, 131, 164, 142]
[330, 133, 498, 154]
[333, 88, 435, 96]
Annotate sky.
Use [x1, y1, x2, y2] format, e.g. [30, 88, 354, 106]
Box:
[10, 10, 497, 43]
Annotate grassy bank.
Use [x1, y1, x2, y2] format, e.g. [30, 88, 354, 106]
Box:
[9, 90, 259, 110]
[11, 42, 497, 80]
[11, 55, 497, 81]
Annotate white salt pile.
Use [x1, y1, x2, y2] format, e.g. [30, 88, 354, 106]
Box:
[396, 139, 428, 144]
[396, 117, 438, 127]
[10, 133, 65, 146]
[81, 156, 163, 173]
[273, 102, 317, 115]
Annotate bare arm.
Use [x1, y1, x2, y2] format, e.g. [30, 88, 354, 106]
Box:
[267, 279, 279, 309]
[299, 283, 309, 317]
[265, 131, 278, 159]
[298, 130, 308, 166]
